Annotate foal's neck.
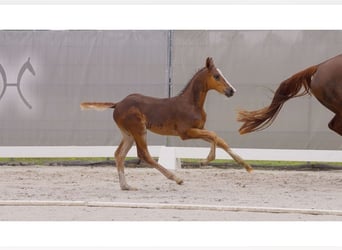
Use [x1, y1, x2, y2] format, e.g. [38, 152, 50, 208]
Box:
[177, 69, 209, 109]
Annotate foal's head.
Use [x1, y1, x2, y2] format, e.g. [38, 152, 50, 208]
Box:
[204, 57, 236, 97]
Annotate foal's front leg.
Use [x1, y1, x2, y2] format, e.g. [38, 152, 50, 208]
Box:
[183, 128, 253, 172]
[183, 128, 218, 166]
[216, 136, 253, 173]
[200, 140, 216, 166]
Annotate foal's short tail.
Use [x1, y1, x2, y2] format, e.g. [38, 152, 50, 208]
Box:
[237, 65, 319, 134]
[80, 102, 117, 110]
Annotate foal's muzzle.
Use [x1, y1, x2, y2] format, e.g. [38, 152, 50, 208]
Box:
[225, 88, 235, 97]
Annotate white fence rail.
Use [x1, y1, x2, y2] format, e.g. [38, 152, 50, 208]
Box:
[1, 146, 341, 169]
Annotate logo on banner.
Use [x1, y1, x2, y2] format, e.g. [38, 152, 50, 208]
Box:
[0, 57, 36, 109]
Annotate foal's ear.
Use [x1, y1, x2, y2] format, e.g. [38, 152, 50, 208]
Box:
[206, 57, 214, 70]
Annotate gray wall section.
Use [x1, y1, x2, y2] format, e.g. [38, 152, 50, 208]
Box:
[0, 30, 169, 146]
[0, 30, 341, 149]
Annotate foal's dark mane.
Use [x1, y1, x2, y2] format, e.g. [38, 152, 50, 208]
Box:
[177, 67, 207, 97]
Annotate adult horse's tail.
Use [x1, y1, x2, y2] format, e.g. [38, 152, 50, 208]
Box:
[237, 65, 319, 134]
[80, 102, 117, 110]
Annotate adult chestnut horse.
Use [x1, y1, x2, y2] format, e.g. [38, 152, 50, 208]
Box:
[81, 57, 253, 190]
[238, 54, 342, 136]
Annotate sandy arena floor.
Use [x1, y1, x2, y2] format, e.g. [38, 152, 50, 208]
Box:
[0, 165, 342, 220]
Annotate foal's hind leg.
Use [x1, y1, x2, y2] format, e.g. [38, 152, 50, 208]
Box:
[115, 132, 135, 190]
[328, 115, 342, 136]
[133, 132, 183, 185]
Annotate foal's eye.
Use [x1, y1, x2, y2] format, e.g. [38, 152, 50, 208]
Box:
[214, 74, 220, 80]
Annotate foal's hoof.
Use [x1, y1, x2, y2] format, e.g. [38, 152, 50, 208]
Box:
[120, 184, 138, 191]
[175, 177, 184, 185]
[199, 159, 209, 166]
[245, 164, 253, 173]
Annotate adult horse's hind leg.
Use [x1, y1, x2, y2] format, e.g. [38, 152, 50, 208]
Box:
[328, 115, 342, 135]
[133, 131, 183, 186]
[115, 131, 135, 190]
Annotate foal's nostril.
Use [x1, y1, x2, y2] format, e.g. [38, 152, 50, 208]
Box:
[225, 88, 234, 97]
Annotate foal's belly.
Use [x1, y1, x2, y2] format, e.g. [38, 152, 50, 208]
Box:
[147, 122, 180, 136]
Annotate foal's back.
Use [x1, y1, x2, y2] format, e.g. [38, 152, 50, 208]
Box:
[113, 93, 200, 136]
